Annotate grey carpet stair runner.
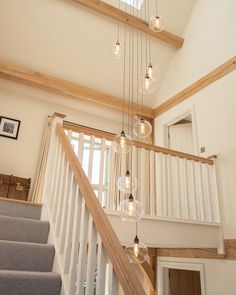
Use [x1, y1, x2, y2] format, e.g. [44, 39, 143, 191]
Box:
[0, 199, 61, 295]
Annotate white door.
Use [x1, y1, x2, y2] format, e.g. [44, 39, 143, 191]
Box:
[168, 123, 193, 154]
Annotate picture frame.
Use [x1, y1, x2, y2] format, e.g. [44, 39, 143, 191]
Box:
[0, 116, 21, 140]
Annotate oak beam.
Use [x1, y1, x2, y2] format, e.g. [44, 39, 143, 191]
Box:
[154, 56, 236, 117]
[71, 0, 184, 48]
[0, 59, 154, 119]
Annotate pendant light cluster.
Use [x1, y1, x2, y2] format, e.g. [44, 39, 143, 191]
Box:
[110, 0, 165, 264]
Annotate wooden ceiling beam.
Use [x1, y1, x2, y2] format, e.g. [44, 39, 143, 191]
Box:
[0, 59, 154, 119]
[71, 0, 184, 48]
[154, 56, 236, 117]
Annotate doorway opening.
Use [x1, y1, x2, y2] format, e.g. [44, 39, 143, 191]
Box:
[168, 268, 201, 295]
[158, 258, 206, 295]
[167, 114, 193, 154]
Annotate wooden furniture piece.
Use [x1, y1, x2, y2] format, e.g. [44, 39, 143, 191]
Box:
[0, 173, 31, 201]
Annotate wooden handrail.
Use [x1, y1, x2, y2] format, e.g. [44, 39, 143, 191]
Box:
[55, 124, 146, 295]
[63, 121, 214, 165]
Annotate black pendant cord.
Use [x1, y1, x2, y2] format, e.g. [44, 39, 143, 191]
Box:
[145, 0, 148, 73]
[140, 2, 144, 118]
[122, 3, 127, 132]
[156, 0, 158, 16]
[148, 0, 152, 63]
[117, 0, 121, 41]
[135, 220, 138, 237]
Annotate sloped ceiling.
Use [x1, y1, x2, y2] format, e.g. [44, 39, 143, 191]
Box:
[0, 0, 196, 108]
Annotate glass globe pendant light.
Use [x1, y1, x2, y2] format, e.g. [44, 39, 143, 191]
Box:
[149, 0, 165, 32]
[112, 130, 132, 154]
[112, 40, 122, 59]
[133, 117, 152, 138]
[118, 194, 143, 222]
[147, 62, 159, 79]
[117, 169, 138, 193]
[149, 15, 165, 32]
[125, 235, 148, 264]
[138, 73, 156, 95]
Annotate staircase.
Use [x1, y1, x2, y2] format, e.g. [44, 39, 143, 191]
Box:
[0, 198, 61, 295]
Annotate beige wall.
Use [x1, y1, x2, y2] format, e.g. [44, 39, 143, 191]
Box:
[0, 80, 122, 195]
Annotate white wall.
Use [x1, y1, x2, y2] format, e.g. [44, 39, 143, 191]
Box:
[158, 257, 236, 295]
[0, 79, 122, 195]
[153, 0, 236, 107]
[153, 0, 236, 239]
[155, 71, 236, 239]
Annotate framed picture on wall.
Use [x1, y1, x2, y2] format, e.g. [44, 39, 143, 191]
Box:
[0, 116, 21, 140]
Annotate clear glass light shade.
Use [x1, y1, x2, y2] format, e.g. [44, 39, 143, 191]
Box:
[138, 74, 156, 94]
[118, 195, 143, 222]
[112, 41, 122, 59]
[117, 170, 138, 193]
[133, 118, 152, 138]
[125, 236, 148, 264]
[112, 131, 132, 154]
[149, 15, 165, 32]
[147, 63, 158, 78]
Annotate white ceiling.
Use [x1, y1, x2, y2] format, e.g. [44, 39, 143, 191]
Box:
[0, 0, 196, 108]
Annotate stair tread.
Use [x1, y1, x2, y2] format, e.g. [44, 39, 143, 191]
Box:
[0, 240, 55, 272]
[0, 269, 60, 277]
[0, 270, 61, 295]
[0, 215, 49, 244]
[0, 197, 42, 207]
[0, 214, 47, 224]
[0, 198, 42, 220]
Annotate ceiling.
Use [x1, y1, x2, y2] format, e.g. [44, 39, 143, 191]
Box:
[0, 0, 196, 108]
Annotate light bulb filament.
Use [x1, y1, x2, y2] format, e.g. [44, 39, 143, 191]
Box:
[134, 243, 139, 258]
[128, 201, 134, 216]
[145, 76, 150, 90]
[120, 136, 126, 149]
[124, 175, 131, 189]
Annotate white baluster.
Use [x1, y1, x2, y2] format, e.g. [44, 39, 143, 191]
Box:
[107, 148, 116, 210]
[209, 164, 221, 222]
[162, 154, 168, 217]
[55, 161, 69, 237]
[111, 270, 119, 295]
[187, 160, 198, 220]
[48, 137, 59, 207]
[50, 143, 62, 210]
[68, 186, 83, 293]
[105, 262, 114, 295]
[88, 136, 95, 181]
[140, 148, 146, 214]
[202, 164, 213, 221]
[52, 147, 64, 222]
[149, 150, 155, 216]
[195, 162, 205, 221]
[166, 155, 172, 218]
[171, 156, 181, 219]
[85, 219, 98, 295]
[181, 158, 190, 219]
[96, 238, 107, 295]
[75, 201, 89, 295]
[156, 153, 163, 216]
[98, 138, 106, 206]
[78, 133, 84, 163]
[53, 152, 67, 226]
[59, 170, 75, 254]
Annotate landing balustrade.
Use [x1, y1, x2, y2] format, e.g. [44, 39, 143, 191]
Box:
[63, 121, 221, 225]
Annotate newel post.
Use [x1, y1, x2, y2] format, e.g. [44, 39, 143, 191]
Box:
[42, 112, 66, 201]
